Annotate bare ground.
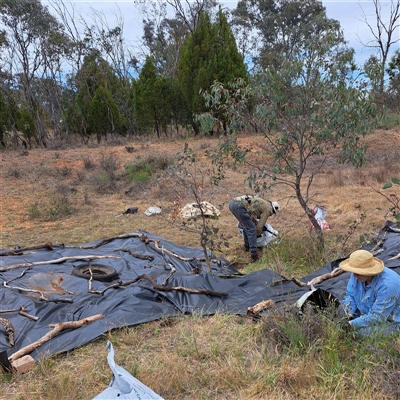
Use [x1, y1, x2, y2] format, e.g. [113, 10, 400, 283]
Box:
[1, 128, 399, 258]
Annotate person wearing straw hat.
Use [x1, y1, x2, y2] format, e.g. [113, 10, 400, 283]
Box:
[229, 195, 280, 262]
[339, 249, 400, 336]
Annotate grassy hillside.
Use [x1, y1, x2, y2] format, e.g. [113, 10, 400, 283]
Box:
[1, 127, 400, 399]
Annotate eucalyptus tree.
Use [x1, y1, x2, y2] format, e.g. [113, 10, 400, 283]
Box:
[136, 0, 220, 77]
[231, 0, 343, 71]
[138, 1, 188, 77]
[164, 0, 219, 33]
[0, 0, 70, 146]
[178, 9, 247, 134]
[360, 0, 400, 101]
[198, 28, 380, 247]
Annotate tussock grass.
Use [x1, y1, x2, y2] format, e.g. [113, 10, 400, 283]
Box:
[2, 311, 399, 399]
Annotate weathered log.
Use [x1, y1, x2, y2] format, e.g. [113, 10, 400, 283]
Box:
[0, 317, 15, 347]
[291, 277, 307, 287]
[8, 314, 103, 362]
[247, 299, 275, 317]
[0, 255, 119, 272]
[0, 243, 54, 256]
[292, 267, 344, 288]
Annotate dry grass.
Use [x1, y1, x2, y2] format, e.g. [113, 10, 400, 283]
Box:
[1, 127, 400, 399]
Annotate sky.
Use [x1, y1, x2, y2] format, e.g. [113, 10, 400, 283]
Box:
[42, 0, 400, 67]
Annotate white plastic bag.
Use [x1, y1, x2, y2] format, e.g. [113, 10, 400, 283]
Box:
[93, 341, 164, 400]
[238, 223, 280, 247]
[311, 205, 330, 230]
[144, 206, 162, 216]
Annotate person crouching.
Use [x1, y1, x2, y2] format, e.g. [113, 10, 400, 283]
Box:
[229, 195, 279, 262]
[339, 249, 400, 337]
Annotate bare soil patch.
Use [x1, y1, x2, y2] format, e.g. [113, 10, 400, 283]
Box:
[1, 128, 399, 261]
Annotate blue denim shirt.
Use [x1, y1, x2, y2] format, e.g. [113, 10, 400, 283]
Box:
[342, 267, 400, 335]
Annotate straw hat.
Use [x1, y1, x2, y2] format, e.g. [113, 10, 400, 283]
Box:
[339, 250, 384, 276]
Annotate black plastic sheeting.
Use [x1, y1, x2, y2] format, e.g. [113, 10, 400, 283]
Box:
[1, 221, 399, 363]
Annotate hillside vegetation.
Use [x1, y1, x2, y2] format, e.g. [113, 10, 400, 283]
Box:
[1, 126, 400, 399]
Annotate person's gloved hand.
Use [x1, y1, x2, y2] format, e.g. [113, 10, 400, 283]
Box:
[335, 316, 353, 333]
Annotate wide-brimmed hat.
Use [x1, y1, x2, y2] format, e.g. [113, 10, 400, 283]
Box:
[339, 249, 384, 276]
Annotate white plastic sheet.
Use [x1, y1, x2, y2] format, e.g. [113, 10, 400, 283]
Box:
[93, 341, 164, 400]
[238, 223, 280, 247]
[144, 206, 162, 216]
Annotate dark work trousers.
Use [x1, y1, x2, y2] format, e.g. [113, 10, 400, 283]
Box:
[229, 199, 257, 254]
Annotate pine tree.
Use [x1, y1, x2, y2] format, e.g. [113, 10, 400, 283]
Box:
[178, 9, 247, 134]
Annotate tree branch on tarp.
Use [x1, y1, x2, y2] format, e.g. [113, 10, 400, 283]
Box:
[0, 243, 54, 256]
[162, 263, 176, 285]
[88, 273, 229, 297]
[61, 233, 224, 267]
[113, 248, 154, 261]
[0, 255, 119, 272]
[0, 306, 38, 321]
[0, 318, 15, 347]
[247, 299, 275, 317]
[3, 281, 74, 303]
[2, 267, 74, 303]
[8, 314, 103, 363]
[292, 267, 344, 288]
[4, 267, 32, 284]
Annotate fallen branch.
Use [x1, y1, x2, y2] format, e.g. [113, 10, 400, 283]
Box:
[0, 243, 54, 256]
[62, 233, 225, 268]
[0, 317, 15, 347]
[162, 263, 176, 285]
[389, 252, 400, 260]
[0, 255, 119, 272]
[3, 280, 74, 303]
[291, 277, 307, 287]
[292, 267, 344, 288]
[0, 306, 38, 321]
[8, 314, 103, 362]
[89, 274, 229, 297]
[114, 248, 154, 261]
[247, 299, 275, 317]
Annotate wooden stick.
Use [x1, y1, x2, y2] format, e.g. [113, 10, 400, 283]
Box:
[19, 306, 39, 321]
[389, 252, 400, 260]
[0, 243, 54, 257]
[8, 314, 103, 362]
[89, 274, 229, 297]
[0, 255, 119, 272]
[0, 306, 38, 321]
[291, 267, 344, 288]
[247, 299, 275, 317]
[64, 232, 224, 267]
